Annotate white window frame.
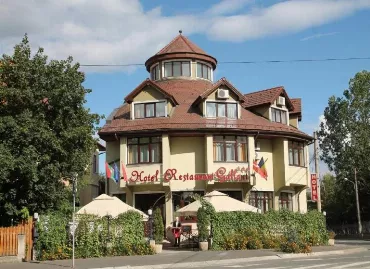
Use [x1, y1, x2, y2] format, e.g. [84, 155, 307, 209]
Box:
[162, 59, 192, 78]
[195, 60, 213, 81]
[269, 106, 289, 125]
[150, 63, 160, 81]
[204, 99, 239, 119]
[131, 99, 168, 120]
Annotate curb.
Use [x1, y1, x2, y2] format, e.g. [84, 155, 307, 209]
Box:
[91, 247, 369, 269]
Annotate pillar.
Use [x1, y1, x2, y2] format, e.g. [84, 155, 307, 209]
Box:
[17, 234, 25, 261]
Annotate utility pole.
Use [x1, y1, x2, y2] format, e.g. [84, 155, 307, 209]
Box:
[72, 173, 78, 269]
[354, 167, 362, 237]
[314, 131, 322, 212]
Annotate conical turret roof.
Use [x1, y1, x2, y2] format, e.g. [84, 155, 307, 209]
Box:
[145, 32, 217, 71]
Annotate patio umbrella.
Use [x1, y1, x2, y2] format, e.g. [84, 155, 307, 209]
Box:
[176, 190, 259, 216]
[77, 194, 148, 221]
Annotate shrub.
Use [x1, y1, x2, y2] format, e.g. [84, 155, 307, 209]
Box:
[153, 208, 164, 244]
[197, 206, 209, 242]
[261, 235, 280, 249]
[211, 210, 328, 250]
[36, 210, 154, 260]
[246, 237, 263, 250]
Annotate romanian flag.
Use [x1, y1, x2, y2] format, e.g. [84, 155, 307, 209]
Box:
[105, 162, 114, 179]
[253, 157, 268, 180]
[121, 161, 128, 181]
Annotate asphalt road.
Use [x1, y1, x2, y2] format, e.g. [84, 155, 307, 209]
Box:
[172, 251, 370, 269]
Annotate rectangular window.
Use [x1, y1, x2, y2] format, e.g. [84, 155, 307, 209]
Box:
[206, 102, 238, 119]
[134, 102, 166, 119]
[279, 192, 293, 211]
[288, 141, 305, 167]
[206, 102, 216, 117]
[127, 137, 162, 164]
[248, 191, 273, 213]
[196, 62, 211, 80]
[271, 108, 287, 124]
[213, 136, 247, 162]
[151, 65, 160, 80]
[164, 62, 172, 77]
[163, 61, 190, 77]
[93, 154, 98, 173]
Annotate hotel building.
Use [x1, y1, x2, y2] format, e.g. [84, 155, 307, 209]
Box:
[98, 33, 313, 228]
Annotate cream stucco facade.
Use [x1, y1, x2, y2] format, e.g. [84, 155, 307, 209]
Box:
[99, 33, 312, 232]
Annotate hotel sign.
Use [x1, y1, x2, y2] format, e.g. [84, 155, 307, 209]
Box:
[311, 173, 318, 201]
[126, 166, 250, 183]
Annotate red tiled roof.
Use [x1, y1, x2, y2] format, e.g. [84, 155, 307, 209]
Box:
[244, 86, 294, 111]
[290, 98, 302, 121]
[155, 34, 207, 55]
[290, 98, 301, 114]
[124, 79, 179, 105]
[144, 34, 217, 71]
[99, 79, 311, 140]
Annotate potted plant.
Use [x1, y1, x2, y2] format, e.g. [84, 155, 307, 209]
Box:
[153, 207, 164, 253]
[328, 231, 336, 246]
[197, 207, 209, 250]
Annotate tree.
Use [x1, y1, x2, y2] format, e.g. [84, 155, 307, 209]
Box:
[153, 207, 164, 244]
[318, 70, 370, 223]
[0, 35, 102, 226]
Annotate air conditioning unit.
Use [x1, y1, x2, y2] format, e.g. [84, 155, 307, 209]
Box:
[217, 89, 229, 99]
[277, 96, 285, 106]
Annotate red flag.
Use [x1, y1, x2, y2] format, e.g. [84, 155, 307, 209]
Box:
[121, 161, 128, 181]
[105, 162, 112, 179]
[253, 160, 261, 175]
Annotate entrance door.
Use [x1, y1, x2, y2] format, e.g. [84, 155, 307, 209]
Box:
[134, 193, 166, 222]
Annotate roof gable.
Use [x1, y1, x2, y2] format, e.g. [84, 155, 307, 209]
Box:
[124, 79, 179, 105]
[290, 98, 302, 120]
[192, 78, 246, 106]
[244, 86, 295, 111]
[156, 34, 207, 55]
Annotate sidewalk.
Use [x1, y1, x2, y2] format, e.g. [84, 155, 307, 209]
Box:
[1, 244, 368, 269]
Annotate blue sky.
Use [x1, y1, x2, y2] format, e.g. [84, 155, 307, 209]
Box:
[1, 0, 370, 175]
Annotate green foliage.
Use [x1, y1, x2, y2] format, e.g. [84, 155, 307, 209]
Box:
[18, 207, 30, 221]
[279, 229, 312, 253]
[197, 200, 214, 242]
[0, 35, 102, 225]
[35, 212, 71, 260]
[211, 210, 328, 250]
[153, 208, 164, 244]
[318, 70, 370, 223]
[36, 211, 154, 261]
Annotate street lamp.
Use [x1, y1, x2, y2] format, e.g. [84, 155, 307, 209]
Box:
[148, 209, 153, 241]
[344, 167, 362, 237]
[71, 173, 78, 269]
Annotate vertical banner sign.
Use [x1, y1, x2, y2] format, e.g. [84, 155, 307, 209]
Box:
[311, 173, 318, 201]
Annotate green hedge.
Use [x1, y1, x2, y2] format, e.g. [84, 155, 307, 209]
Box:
[211, 209, 328, 250]
[35, 211, 154, 260]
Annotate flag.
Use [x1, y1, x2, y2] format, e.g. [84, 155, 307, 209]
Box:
[105, 162, 114, 179]
[121, 161, 128, 181]
[258, 157, 268, 180]
[113, 162, 120, 183]
[253, 158, 268, 180]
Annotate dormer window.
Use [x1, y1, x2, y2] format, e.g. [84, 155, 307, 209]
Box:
[164, 61, 190, 77]
[206, 101, 237, 119]
[134, 101, 166, 119]
[197, 62, 211, 80]
[271, 107, 287, 124]
[151, 64, 160, 80]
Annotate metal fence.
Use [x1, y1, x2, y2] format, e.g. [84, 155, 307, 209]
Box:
[329, 221, 370, 235]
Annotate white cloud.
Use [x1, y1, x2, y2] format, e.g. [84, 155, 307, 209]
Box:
[206, 0, 254, 16]
[0, 0, 369, 73]
[207, 0, 370, 42]
[300, 32, 339, 41]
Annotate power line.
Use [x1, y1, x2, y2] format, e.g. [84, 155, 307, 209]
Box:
[79, 57, 370, 67]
